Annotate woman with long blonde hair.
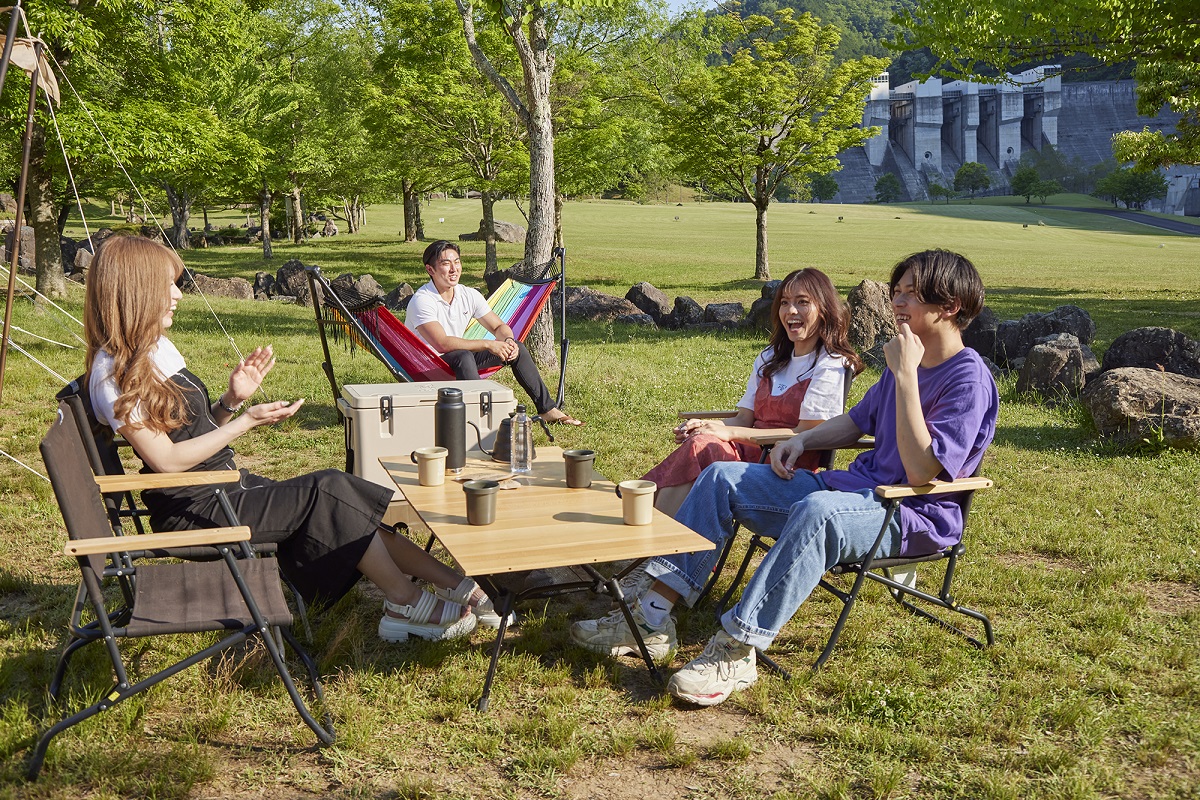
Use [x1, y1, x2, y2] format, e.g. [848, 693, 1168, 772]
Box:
[85, 235, 497, 642]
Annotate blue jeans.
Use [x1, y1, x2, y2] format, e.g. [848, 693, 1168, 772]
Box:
[644, 462, 901, 650]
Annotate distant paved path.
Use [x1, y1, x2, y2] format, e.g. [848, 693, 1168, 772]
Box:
[1046, 206, 1200, 236]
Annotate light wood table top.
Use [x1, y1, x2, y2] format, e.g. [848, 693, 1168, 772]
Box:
[380, 447, 713, 577]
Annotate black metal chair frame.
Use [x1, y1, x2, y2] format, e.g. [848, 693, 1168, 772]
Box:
[28, 404, 335, 780]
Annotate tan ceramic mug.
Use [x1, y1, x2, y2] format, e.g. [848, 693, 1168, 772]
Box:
[410, 446, 448, 486]
[617, 479, 656, 525]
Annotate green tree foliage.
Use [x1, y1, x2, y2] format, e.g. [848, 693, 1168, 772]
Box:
[1033, 179, 1061, 203]
[658, 8, 886, 280]
[953, 162, 990, 200]
[1010, 165, 1040, 204]
[1093, 167, 1168, 209]
[809, 172, 840, 202]
[897, 0, 1200, 168]
[873, 172, 902, 203]
[927, 181, 953, 203]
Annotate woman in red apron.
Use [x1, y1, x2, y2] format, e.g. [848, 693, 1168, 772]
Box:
[644, 268, 862, 517]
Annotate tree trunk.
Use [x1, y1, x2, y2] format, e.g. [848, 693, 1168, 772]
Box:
[28, 123, 66, 300]
[414, 195, 425, 240]
[288, 185, 304, 243]
[259, 184, 273, 260]
[481, 189, 498, 276]
[402, 179, 418, 242]
[163, 183, 191, 249]
[754, 200, 770, 281]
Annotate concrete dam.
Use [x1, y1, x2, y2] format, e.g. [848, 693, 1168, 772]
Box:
[831, 67, 1194, 215]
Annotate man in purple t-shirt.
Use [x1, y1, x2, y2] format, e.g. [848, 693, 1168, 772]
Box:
[571, 250, 999, 707]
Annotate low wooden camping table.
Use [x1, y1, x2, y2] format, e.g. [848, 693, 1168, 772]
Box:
[380, 447, 712, 711]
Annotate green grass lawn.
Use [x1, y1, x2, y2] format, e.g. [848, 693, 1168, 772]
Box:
[1, 199, 1197, 799]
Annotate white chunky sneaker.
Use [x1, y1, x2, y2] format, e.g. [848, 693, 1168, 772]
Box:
[667, 630, 757, 707]
[570, 603, 677, 662]
[611, 563, 654, 608]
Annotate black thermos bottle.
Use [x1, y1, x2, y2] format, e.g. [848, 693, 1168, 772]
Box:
[434, 387, 466, 473]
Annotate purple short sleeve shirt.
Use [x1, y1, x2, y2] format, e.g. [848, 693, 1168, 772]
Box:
[822, 348, 999, 555]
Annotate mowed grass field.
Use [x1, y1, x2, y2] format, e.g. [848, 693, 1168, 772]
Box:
[2, 198, 1198, 799]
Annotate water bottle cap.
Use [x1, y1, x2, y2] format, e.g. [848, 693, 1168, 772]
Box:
[516, 404, 527, 413]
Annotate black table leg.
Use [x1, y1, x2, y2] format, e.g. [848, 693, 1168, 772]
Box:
[477, 588, 515, 713]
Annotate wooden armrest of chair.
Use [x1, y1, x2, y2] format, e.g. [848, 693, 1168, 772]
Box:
[94, 471, 240, 493]
[875, 476, 993, 499]
[678, 410, 738, 420]
[64, 526, 252, 556]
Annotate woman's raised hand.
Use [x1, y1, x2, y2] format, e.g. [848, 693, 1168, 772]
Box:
[228, 345, 276, 405]
[242, 398, 304, 428]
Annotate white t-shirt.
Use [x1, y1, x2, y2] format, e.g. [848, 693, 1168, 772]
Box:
[737, 347, 847, 421]
[89, 336, 187, 431]
[405, 281, 491, 354]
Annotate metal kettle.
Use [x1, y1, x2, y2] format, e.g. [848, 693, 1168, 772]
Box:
[469, 410, 554, 464]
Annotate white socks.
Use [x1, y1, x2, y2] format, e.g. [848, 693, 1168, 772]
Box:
[639, 590, 674, 628]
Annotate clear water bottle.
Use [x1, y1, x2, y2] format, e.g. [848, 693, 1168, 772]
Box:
[510, 404, 533, 475]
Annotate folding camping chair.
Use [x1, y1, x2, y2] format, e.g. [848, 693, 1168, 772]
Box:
[306, 248, 569, 410]
[713, 428, 994, 674]
[27, 404, 334, 779]
[54, 378, 313, 642]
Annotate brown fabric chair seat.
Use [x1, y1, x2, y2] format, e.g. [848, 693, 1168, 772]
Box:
[125, 559, 293, 637]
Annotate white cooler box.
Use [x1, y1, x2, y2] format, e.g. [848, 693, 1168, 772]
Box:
[338, 380, 516, 500]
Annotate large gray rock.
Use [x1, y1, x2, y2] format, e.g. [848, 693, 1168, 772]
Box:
[744, 280, 782, 332]
[703, 302, 745, 328]
[963, 306, 1000, 362]
[1, 224, 35, 272]
[562, 286, 640, 322]
[847, 279, 896, 368]
[626, 282, 672, 325]
[1101, 327, 1200, 379]
[253, 271, 277, 300]
[667, 296, 704, 329]
[60, 237, 78, 271]
[73, 248, 93, 274]
[187, 273, 254, 301]
[996, 305, 1095, 366]
[616, 313, 656, 327]
[275, 259, 312, 306]
[384, 282, 415, 311]
[321, 219, 338, 237]
[1016, 333, 1100, 397]
[459, 219, 526, 244]
[1082, 367, 1200, 449]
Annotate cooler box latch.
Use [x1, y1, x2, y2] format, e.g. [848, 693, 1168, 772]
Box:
[480, 391, 492, 419]
[379, 395, 393, 422]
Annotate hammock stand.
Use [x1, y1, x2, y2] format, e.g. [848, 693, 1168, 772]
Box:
[306, 248, 568, 410]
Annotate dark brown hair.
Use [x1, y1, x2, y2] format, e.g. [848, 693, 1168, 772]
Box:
[888, 249, 985, 330]
[760, 268, 862, 383]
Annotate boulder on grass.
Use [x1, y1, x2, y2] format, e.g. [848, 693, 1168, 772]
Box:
[253, 271, 277, 300]
[963, 306, 1000, 362]
[1101, 327, 1200, 379]
[626, 282, 672, 325]
[667, 296, 704, 329]
[1082, 367, 1200, 449]
[616, 313, 656, 327]
[847, 279, 896, 368]
[275, 259, 312, 306]
[744, 280, 783, 332]
[996, 305, 1094, 365]
[384, 283, 415, 311]
[187, 273, 254, 301]
[703, 302, 745, 328]
[1016, 333, 1100, 397]
[560, 286, 640, 322]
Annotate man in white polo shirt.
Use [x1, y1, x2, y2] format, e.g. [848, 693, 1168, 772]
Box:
[405, 240, 583, 426]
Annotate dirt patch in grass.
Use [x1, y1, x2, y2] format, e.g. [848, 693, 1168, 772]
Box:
[1143, 581, 1200, 615]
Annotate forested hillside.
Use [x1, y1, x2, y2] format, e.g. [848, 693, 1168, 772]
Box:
[733, 0, 1133, 84]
